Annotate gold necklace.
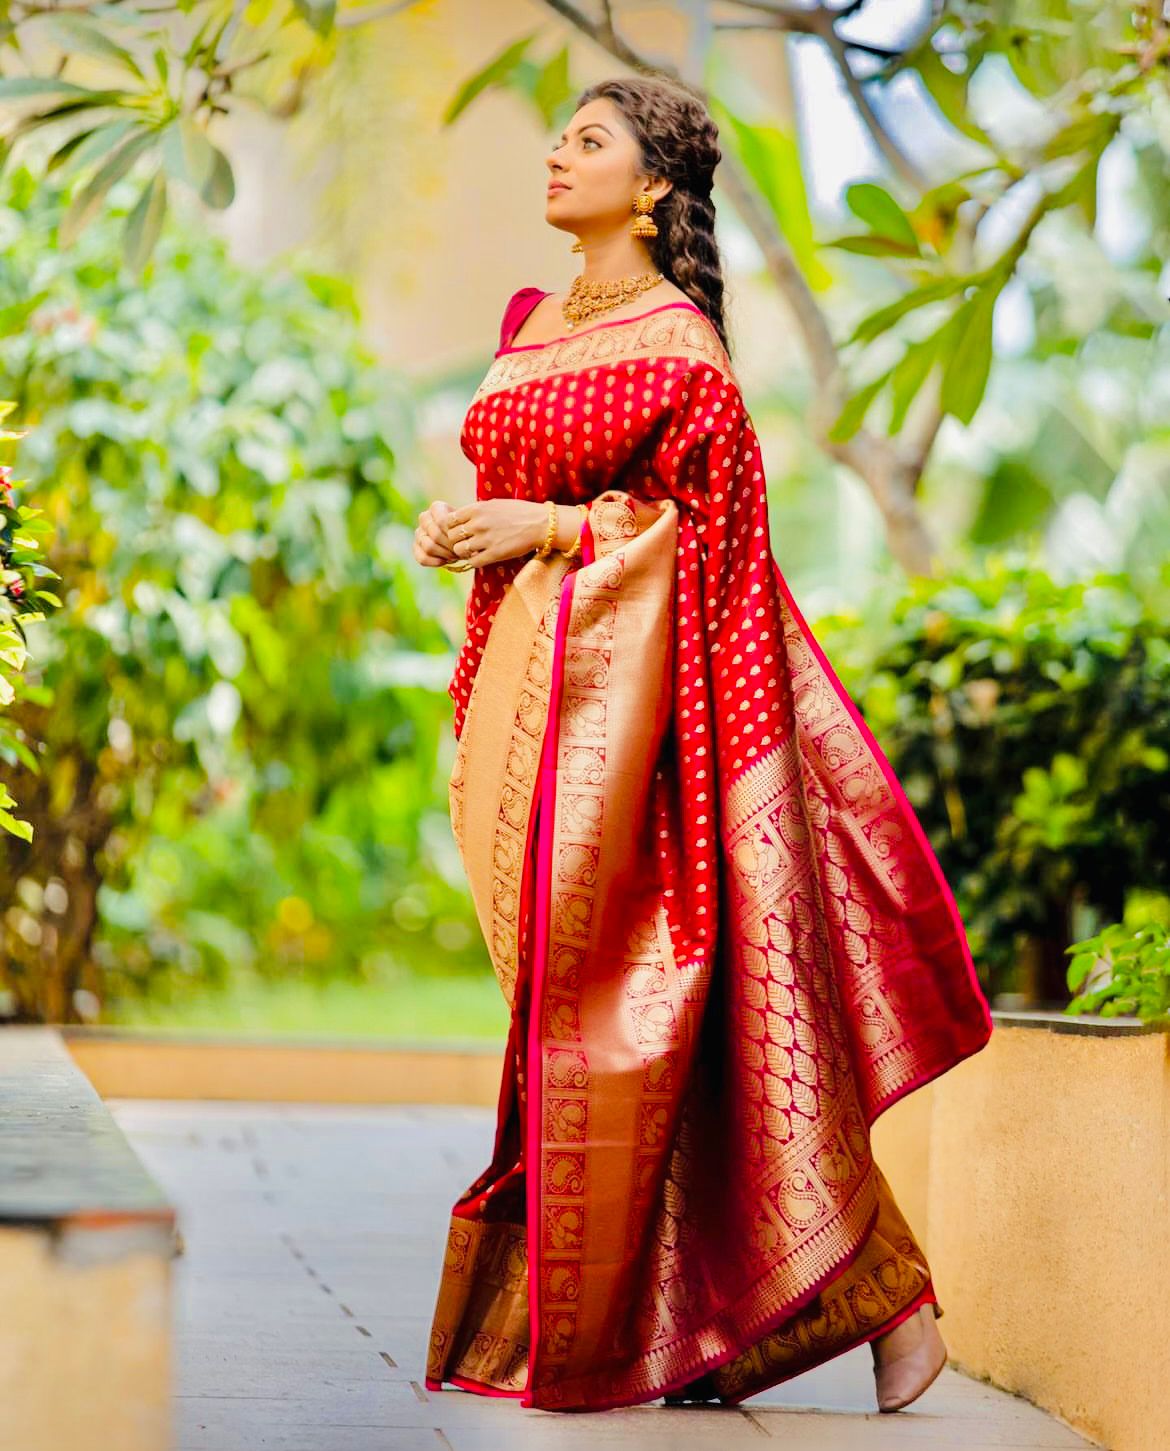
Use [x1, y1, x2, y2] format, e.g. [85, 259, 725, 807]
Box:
[561, 270, 664, 330]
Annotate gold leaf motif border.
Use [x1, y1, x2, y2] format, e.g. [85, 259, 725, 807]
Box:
[473, 307, 735, 401]
[450, 553, 571, 1010]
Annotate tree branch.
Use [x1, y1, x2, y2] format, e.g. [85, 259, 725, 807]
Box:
[527, 0, 940, 574]
[820, 25, 926, 190]
[537, 0, 661, 71]
[335, 0, 429, 29]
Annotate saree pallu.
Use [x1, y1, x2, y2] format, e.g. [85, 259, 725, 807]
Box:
[426, 300, 993, 1412]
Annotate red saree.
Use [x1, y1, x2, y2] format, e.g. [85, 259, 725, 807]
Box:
[425, 288, 993, 1412]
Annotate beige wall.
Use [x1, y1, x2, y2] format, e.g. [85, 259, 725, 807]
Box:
[877, 1024, 1170, 1451]
[0, 1227, 171, 1451]
[66, 1027, 503, 1104]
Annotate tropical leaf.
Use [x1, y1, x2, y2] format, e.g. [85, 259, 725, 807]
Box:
[844, 182, 920, 253]
[442, 33, 539, 127]
[528, 45, 572, 127]
[827, 365, 894, 443]
[60, 127, 158, 245]
[161, 118, 235, 209]
[124, 166, 168, 274]
[290, 0, 337, 38]
[46, 118, 140, 175]
[40, 13, 147, 82]
[1041, 113, 1113, 161]
[825, 233, 922, 259]
[0, 76, 124, 100]
[712, 97, 831, 290]
[939, 281, 1001, 425]
[844, 274, 972, 346]
[886, 331, 943, 433]
[912, 45, 998, 150]
[0, 805, 33, 842]
[1, 94, 132, 156]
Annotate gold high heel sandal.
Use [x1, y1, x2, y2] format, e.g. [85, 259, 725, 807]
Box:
[871, 1303, 948, 1412]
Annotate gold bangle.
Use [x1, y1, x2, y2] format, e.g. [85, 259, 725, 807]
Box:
[534, 499, 559, 559]
[562, 503, 589, 562]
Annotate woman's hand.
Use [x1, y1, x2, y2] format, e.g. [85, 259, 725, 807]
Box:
[413, 501, 460, 568]
[443, 498, 556, 570]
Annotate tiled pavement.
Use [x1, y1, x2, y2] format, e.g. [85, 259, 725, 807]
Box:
[111, 1101, 1101, 1451]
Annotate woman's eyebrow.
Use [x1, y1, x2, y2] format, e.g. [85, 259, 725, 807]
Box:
[556, 122, 613, 143]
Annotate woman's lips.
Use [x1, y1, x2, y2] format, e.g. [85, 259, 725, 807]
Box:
[547, 182, 570, 193]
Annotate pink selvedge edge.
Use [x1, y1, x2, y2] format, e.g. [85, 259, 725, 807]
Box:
[519, 541, 585, 1408]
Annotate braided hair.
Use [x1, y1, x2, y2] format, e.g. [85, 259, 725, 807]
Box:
[574, 74, 731, 358]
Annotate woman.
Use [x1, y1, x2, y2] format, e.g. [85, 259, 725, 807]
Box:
[413, 75, 993, 1414]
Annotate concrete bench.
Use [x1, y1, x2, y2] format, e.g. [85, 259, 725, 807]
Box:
[0, 1025, 177, 1451]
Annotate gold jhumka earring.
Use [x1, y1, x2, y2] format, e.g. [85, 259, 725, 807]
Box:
[630, 190, 658, 237]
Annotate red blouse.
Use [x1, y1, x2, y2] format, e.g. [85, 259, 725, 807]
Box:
[447, 286, 724, 738]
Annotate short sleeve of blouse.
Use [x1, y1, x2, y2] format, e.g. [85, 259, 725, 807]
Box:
[497, 286, 548, 352]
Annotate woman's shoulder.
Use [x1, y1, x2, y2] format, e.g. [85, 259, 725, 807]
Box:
[658, 306, 737, 391]
[497, 285, 551, 351]
[505, 284, 549, 305]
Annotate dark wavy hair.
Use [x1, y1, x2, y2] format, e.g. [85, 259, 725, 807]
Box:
[573, 74, 731, 358]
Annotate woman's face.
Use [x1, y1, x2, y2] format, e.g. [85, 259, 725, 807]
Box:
[545, 98, 669, 237]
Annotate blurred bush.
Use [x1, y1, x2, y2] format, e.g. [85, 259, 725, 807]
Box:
[0, 165, 477, 1024]
[815, 553, 1170, 1005]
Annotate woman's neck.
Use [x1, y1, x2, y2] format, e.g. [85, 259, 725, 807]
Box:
[573, 235, 657, 281]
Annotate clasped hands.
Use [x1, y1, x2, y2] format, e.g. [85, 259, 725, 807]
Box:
[412, 497, 584, 572]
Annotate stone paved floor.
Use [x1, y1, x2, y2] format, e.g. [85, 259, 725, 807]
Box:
[111, 1100, 1101, 1451]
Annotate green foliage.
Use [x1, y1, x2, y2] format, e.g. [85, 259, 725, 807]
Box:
[0, 2, 304, 275]
[814, 553, 1170, 996]
[442, 32, 574, 130]
[835, 182, 922, 258]
[0, 401, 61, 841]
[825, 0, 1163, 440]
[104, 960, 511, 1039]
[1065, 910, 1170, 1027]
[709, 93, 829, 292]
[0, 164, 474, 1023]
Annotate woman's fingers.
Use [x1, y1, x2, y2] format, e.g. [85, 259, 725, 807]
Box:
[414, 504, 461, 567]
[413, 501, 513, 571]
[416, 536, 452, 566]
[443, 510, 480, 562]
[419, 508, 458, 557]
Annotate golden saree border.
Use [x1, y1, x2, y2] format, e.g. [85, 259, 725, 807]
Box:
[526, 493, 683, 1400]
[430, 491, 680, 1399]
[473, 305, 734, 402]
[450, 550, 573, 1008]
[708, 1163, 933, 1403]
[426, 1216, 530, 1393]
